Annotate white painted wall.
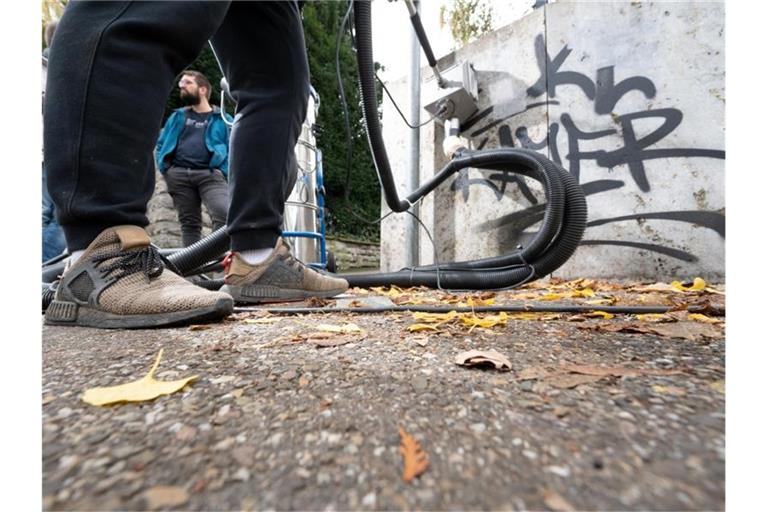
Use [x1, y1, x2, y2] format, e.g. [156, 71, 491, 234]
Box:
[379, 1, 725, 281]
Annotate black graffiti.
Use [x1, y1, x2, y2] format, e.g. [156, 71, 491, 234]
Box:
[447, 33, 725, 263]
[562, 109, 726, 191]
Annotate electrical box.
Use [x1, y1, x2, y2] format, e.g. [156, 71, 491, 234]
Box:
[422, 60, 479, 124]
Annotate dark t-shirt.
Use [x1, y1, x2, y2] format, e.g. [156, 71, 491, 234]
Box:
[171, 110, 213, 169]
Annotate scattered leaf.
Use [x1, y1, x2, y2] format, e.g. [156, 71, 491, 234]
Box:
[412, 311, 459, 324]
[541, 489, 575, 512]
[517, 366, 552, 380]
[710, 380, 725, 393]
[688, 313, 723, 324]
[582, 310, 615, 320]
[455, 349, 512, 371]
[305, 296, 333, 307]
[399, 427, 429, 482]
[508, 312, 561, 321]
[315, 323, 364, 334]
[82, 350, 197, 406]
[244, 317, 280, 324]
[635, 313, 675, 323]
[407, 323, 443, 332]
[539, 293, 564, 301]
[459, 312, 508, 330]
[671, 277, 707, 292]
[652, 385, 687, 396]
[543, 373, 603, 389]
[563, 364, 681, 377]
[313, 337, 354, 348]
[567, 288, 596, 298]
[188, 324, 212, 331]
[144, 485, 189, 510]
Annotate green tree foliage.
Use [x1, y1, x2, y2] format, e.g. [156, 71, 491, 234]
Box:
[439, 0, 494, 48]
[302, 1, 382, 241]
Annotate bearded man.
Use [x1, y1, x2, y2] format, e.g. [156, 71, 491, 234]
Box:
[155, 70, 232, 247]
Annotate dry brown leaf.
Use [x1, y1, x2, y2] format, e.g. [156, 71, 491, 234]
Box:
[455, 349, 512, 371]
[244, 317, 280, 324]
[305, 296, 333, 307]
[313, 337, 354, 348]
[652, 385, 687, 396]
[399, 427, 429, 482]
[188, 324, 213, 331]
[642, 321, 723, 341]
[541, 489, 575, 512]
[144, 485, 189, 510]
[563, 364, 681, 377]
[543, 373, 603, 389]
[517, 366, 553, 380]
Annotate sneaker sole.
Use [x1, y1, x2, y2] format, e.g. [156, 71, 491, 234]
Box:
[44, 297, 233, 329]
[220, 284, 347, 304]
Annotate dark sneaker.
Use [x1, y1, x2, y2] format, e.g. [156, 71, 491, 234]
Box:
[220, 238, 348, 304]
[44, 226, 233, 328]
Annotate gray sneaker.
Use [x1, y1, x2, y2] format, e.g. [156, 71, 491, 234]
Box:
[44, 226, 233, 328]
[220, 238, 348, 304]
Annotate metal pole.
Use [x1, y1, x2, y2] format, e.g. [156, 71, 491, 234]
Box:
[405, 0, 421, 268]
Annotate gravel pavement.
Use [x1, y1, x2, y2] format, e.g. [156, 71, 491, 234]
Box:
[42, 284, 725, 511]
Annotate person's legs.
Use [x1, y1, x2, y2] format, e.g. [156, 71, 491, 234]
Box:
[210, 0, 309, 252]
[211, 1, 347, 303]
[164, 167, 205, 247]
[42, 170, 66, 262]
[43, 1, 234, 327]
[44, 0, 230, 251]
[196, 169, 229, 234]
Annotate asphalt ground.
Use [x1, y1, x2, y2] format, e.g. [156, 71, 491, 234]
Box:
[42, 280, 725, 511]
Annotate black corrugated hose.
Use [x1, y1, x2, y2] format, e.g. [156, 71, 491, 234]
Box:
[340, 0, 587, 290]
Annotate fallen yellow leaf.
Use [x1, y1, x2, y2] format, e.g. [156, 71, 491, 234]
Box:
[459, 312, 508, 329]
[539, 293, 563, 301]
[567, 288, 596, 298]
[636, 313, 674, 322]
[466, 297, 496, 307]
[407, 323, 442, 332]
[412, 311, 459, 324]
[508, 312, 561, 321]
[710, 380, 725, 394]
[82, 349, 196, 406]
[583, 311, 615, 320]
[244, 317, 280, 324]
[585, 297, 617, 306]
[315, 323, 364, 334]
[688, 313, 722, 324]
[671, 277, 707, 292]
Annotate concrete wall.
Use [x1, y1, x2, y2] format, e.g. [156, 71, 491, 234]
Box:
[379, 1, 725, 281]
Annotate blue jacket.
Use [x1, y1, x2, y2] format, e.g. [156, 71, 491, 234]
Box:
[155, 106, 234, 177]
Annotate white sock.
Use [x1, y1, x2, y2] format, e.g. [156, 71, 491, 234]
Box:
[239, 248, 273, 265]
[68, 250, 86, 265]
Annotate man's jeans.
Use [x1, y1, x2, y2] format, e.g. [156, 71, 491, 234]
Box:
[164, 167, 229, 247]
[44, 1, 308, 251]
[42, 171, 66, 262]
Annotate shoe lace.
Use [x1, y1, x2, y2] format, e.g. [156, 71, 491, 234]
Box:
[93, 245, 165, 282]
